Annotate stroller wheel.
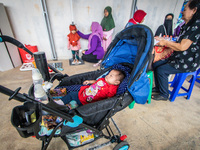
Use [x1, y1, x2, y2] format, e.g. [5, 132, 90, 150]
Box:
[113, 141, 129, 150]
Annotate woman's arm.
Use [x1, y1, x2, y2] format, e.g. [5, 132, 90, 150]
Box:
[155, 37, 193, 51]
[85, 35, 98, 54]
[77, 31, 90, 39]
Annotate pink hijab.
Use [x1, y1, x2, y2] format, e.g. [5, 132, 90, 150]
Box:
[88, 22, 103, 49]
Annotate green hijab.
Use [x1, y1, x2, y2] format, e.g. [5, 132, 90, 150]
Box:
[101, 6, 115, 31]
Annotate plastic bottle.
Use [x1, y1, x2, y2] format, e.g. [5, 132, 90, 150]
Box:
[170, 35, 172, 41]
[34, 84, 48, 104]
[32, 68, 43, 85]
[166, 35, 170, 41]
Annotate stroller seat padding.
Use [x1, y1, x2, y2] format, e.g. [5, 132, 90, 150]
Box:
[56, 64, 132, 97]
[76, 97, 117, 125]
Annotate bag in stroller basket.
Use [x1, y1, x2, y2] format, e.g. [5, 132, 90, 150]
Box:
[0, 24, 153, 150]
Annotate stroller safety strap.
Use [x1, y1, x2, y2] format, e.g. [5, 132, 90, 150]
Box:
[63, 115, 83, 127]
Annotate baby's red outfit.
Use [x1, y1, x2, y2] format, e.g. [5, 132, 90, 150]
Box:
[78, 78, 119, 105]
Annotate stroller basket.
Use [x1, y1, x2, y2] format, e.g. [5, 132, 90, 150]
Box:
[11, 101, 42, 138]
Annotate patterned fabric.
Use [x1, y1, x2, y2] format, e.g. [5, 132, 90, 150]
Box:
[168, 19, 200, 72]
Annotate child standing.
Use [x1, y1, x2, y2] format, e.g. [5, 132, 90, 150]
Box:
[60, 69, 125, 106]
[67, 24, 81, 64]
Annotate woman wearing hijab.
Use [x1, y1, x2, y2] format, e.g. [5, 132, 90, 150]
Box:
[152, 0, 200, 101]
[155, 13, 174, 37]
[93, 6, 115, 67]
[101, 6, 115, 52]
[129, 9, 147, 24]
[125, 9, 147, 28]
[77, 22, 104, 63]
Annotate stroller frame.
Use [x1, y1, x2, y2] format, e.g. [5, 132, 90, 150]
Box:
[0, 84, 129, 150]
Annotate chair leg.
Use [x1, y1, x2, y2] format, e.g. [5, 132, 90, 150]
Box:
[186, 74, 196, 99]
[147, 71, 153, 104]
[169, 74, 179, 87]
[129, 101, 135, 109]
[169, 73, 186, 102]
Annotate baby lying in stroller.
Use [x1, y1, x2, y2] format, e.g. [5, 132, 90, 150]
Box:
[56, 69, 125, 108]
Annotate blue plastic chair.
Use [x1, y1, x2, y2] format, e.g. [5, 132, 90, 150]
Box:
[195, 68, 200, 83]
[168, 71, 197, 102]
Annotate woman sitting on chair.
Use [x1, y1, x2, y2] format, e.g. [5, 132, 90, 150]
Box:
[152, 0, 200, 101]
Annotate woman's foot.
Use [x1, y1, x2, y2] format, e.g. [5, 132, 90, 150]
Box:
[152, 94, 168, 101]
[93, 60, 102, 67]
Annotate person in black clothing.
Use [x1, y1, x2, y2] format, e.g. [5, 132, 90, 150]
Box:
[152, 0, 200, 101]
[155, 13, 174, 37]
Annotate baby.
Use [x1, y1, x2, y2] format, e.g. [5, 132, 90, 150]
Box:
[60, 69, 125, 107]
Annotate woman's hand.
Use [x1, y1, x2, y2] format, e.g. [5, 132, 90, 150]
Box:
[154, 37, 167, 47]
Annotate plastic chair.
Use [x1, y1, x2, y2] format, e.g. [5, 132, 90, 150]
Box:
[195, 68, 200, 83]
[129, 71, 153, 109]
[168, 71, 197, 102]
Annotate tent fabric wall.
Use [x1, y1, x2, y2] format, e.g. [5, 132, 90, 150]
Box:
[0, 0, 184, 61]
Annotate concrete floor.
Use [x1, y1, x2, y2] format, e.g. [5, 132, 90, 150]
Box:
[0, 60, 200, 150]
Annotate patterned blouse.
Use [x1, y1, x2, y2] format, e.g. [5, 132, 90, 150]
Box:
[168, 19, 200, 72]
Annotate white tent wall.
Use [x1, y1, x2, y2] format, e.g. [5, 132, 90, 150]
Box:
[0, 0, 184, 61]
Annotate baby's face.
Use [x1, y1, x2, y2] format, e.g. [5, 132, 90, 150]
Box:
[105, 70, 120, 85]
[71, 30, 76, 34]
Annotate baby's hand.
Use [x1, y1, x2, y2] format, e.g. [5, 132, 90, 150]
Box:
[83, 80, 90, 85]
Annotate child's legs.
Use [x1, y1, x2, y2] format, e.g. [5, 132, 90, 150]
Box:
[61, 91, 82, 106]
[75, 51, 80, 60]
[71, 51, 76, 60]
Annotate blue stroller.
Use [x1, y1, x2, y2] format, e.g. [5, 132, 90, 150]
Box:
[0, 24, 153, 150]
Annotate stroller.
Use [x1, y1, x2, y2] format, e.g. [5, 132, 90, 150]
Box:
[0, 24, 153, 150]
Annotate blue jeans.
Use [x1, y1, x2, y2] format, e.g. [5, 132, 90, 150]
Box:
[153, 60, 183, 98]
[61, 91, 82, 106]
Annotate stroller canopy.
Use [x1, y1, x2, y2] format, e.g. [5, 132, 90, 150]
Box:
[102, 24, 154, 104]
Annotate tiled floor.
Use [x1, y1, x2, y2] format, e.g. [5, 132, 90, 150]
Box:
[0, 60, 200, 150]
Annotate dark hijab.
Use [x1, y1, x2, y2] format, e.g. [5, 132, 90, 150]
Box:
[155, 13, 174, 36]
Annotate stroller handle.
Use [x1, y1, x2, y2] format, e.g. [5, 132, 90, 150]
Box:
[0, 85, 74, 122]
[0, 35, 61, 74]
[0, 35, 34, 55]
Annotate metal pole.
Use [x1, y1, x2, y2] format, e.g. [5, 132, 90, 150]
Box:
[130, 0, 137, 19]
[70, 0, 74, 23]
[41, 0, 57, 60]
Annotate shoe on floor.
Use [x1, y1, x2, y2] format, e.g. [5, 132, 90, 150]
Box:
[152, 94, 168, 101]
[72, 61, 76, 65]
[152, 87, 159, 93]
[76, 61, 82, 64]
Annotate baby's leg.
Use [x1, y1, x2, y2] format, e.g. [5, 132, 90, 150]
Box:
[61, 91, 80, 105]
